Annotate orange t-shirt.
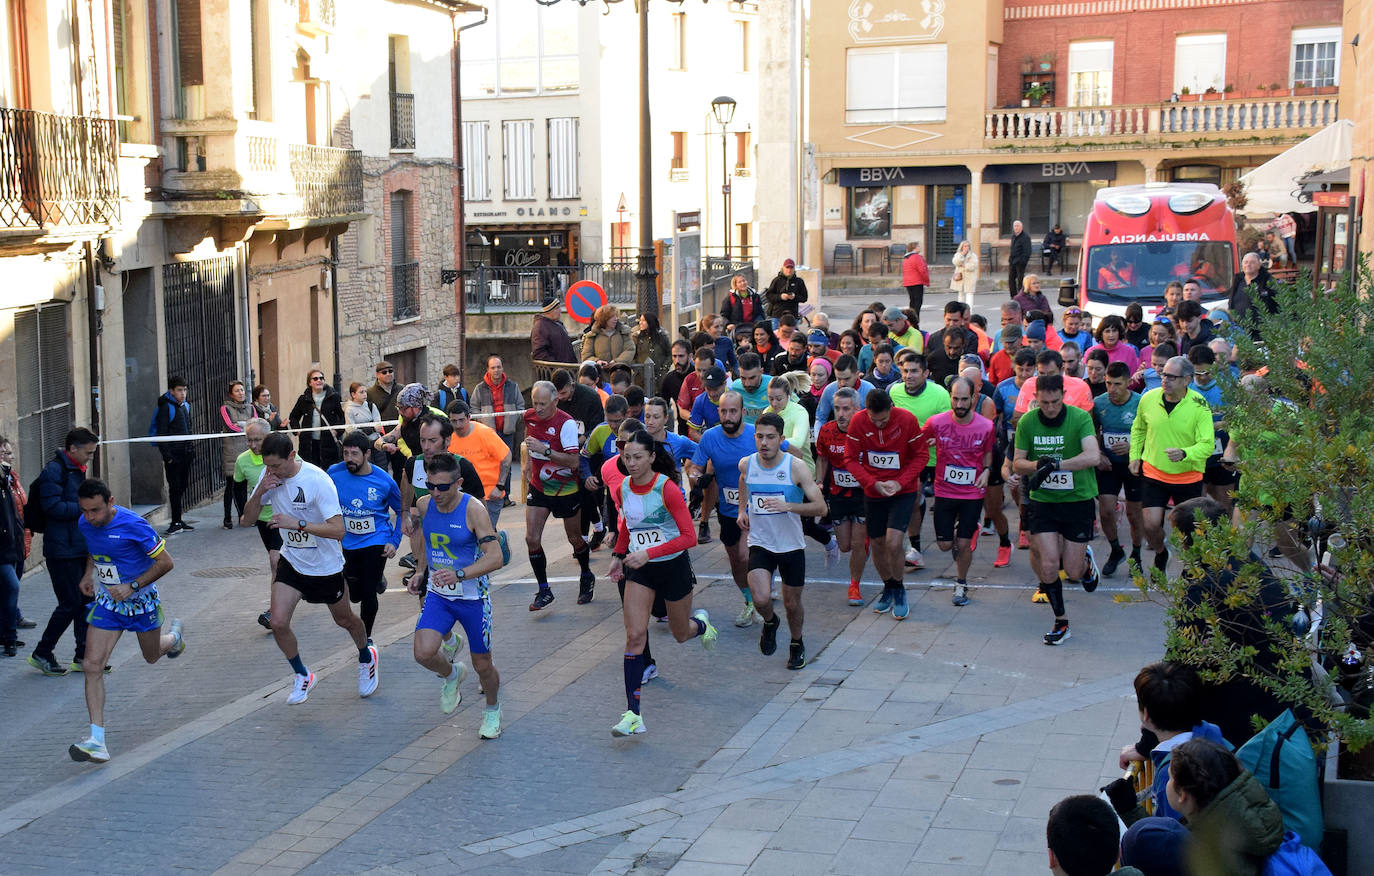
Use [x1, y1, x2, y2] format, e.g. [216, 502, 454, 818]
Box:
[448, 421, 512, 497]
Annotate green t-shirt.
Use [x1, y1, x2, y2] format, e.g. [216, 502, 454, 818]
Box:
[1014, 405, 1098, 503]
[233, 449, 273, 522]
[890, 381, 951, 466]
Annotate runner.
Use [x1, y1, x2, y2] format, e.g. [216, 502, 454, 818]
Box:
[1128, 356, 1214, 573]
[523, 381, 594, 609]
[329, 431, 403, 644]
[240, 431, 377, 704]
[767, 373, 840, 565]
[730, 352, 774, 424]
[815, 388, 869, 605]
[688, 366, 728, 440]
[67, 479, 185, 763]
[235, 418, 281, 631]
[1093, 363, 1145, 576]
[920, 378, 996, 606]
[962, 366, 1013, 568]
[889, 352, 951, 570]
[609, 430, 717, 736]
[738, 413, 827, 669]
[408, 452, 505, 738]
[995, 348, 1038, 552]
[581, 394, 629, 553]
[643, 397, 699, 473]
[1012, 375, 1101, 645]
[446, 399, 512, 530]
[688, 391, 761, 627]
[600, 417, 661, 681]
[844, 389, 927, 621]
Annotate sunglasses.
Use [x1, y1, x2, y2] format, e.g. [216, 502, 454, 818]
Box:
[1161, 373, 1187, 380]
[1064, 308, 1082, 316]
[429, 480, 456, 492]
[1156, 317, 1172, 325]
[378, 368, 395, 374]
[1125, 318, 1143, 325]
[310, 375, 325, 382]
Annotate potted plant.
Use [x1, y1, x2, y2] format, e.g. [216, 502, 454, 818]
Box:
[1021, 56, 1035, 74]
[1223, 83, 1235, 97]
[1293, 80, 1316, 96]
[1038, 52, 1053, 71]
[1249, 82, 1269, 99]
[1135, 265, 1374, 871]
[1025, 83, 1049, 105]
[1202, 85, 1222, 100]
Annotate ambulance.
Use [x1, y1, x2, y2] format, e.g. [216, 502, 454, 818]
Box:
[1077, 182, 1237, 323]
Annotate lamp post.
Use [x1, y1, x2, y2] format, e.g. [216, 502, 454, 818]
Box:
[710, 95, 736, 260]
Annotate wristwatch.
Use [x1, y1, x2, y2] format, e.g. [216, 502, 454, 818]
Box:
[297, 519, 307, 532]
[456, 568, 466, 582]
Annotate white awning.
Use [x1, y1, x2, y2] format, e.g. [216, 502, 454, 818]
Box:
[1237, 119, 1353, 215]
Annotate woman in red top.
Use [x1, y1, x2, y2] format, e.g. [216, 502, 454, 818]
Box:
[901, 241, 931, 314]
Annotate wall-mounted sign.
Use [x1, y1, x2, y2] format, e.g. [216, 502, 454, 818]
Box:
[848, 0, 945, 44]
[982, 162, 1117, 183]
[1314, 191, 1351, 208]
[835, 165, 971, 187]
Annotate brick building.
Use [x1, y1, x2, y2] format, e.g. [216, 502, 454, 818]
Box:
[805, 0, 1344, 283]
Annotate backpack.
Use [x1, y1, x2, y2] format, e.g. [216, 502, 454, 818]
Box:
[1262, 831, 1334, 876]
[22, 472, 47, 533]
[1237, 710, 1324, 851]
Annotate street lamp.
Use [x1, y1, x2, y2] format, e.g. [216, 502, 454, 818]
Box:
[710, 95, 737, 259]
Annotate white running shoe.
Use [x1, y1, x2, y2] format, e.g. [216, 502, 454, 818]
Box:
[165, 618, 186, 659]
[734, 603, 759, 627]
[611, 710, 646, 737]
[287, 672, 317, 705]
[825, 537, 840, 569]
[905, 548, 924, 569]
[641, 663, 659, 684]
[980, 521, 996, 536]
[358, 646, 379, 698]
[440, 631, 464, 664]
[479, 705, 501, 739]
[69, 737, 110, 763]
[440, 662, 468, 714]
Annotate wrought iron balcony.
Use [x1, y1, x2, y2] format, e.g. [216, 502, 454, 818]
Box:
[0, 107, 119, 231]
[393, 261, 420, 321]
[289, 144, 363, 218]
[390, 93, 416, 150]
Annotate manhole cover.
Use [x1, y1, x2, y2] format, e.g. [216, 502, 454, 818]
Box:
[191, 567, 262, 579]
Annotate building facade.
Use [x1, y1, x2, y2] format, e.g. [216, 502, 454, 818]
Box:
[805, 0, 1344, 282]
[458, 1, 760, 285]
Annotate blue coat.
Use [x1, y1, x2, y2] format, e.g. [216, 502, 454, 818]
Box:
[34, 450, 87, 559]
[1150, 721, 1230, 820]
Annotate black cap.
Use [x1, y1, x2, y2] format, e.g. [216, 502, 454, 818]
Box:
[703, 366, 727, 389]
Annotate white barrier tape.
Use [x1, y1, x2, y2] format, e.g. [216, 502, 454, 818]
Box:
[94, 409, 530, 446]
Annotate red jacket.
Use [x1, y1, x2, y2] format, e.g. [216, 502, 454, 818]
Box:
[902, 251, 930, 286]
[843, 407, 925, 498]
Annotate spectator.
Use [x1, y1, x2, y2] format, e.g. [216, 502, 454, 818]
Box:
[471, 355, 522, 498]
[704, 314, 739, 376]
[633, 311, 672, 381]
[434, 363, 469, 412]
[153, 375, 194, 534]
[366, 361, 402, 479]
[1046, 795, 1141, 876]
[532, 293, 577, 364]
[0, 435, 23, 656]
[1013, 274, 1052, 319]
[1008, 219, 1031, 299]
[0, 435, 35, 647]
[27, 427, 98, 676]
[343, 381, 388, 467]
[250, 384, 284, 430]
[950, 239, 979, 308]
[1120, 817, 1191, 876]
[1228, 253, 1278, 343]
[1042, 223, 1067, 274]
[218, 380, 253, 530]
[901, 240, 930, 313]
[1269, 212, 1297, 265]
[763, 258, 808, 319]
[288, 367, 345, 469]
[580, 303, 635, 367]
[719, 273, 766, 330]
[1167, 739, 1283, 875]
[1124, 301, 1151, 347]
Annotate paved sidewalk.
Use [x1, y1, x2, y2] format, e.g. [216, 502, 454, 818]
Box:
[0, 467, 1165, 874]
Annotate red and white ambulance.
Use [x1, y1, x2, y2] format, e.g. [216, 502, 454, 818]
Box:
[1078, 182, 1237, 323]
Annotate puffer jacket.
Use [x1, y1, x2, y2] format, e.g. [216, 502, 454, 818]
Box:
[1185, 769, 1284, 876]
[33, 450, 87, 559]
[219, 399, 254, 477]
[580, 321, 634, 364]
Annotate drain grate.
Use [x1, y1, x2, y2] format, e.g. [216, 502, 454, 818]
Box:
[191, 567, 262, 579]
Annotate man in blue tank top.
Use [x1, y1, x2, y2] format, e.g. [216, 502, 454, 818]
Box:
[738, 412, 827, 671]
[689, 392, 760, 628]
[409, 453, 506, 739]
[68, 479, 185, 763]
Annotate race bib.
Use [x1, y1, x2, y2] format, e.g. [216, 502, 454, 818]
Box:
[345, 516, 376, 535]
[630, 528, 667, 550]
[750, 492, 783, 515]
[1103, 432, 1130, 453]
[411, 458, 428, 489]
[943, 465, 976, 486]
[1041, 471, 1074, 491]
[284, 529, 317, 549]
[722, 487, 741, 507]
[868, 451, 899, 470]
[832, 469, 859, 489]
[94, 563, 121, 587]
